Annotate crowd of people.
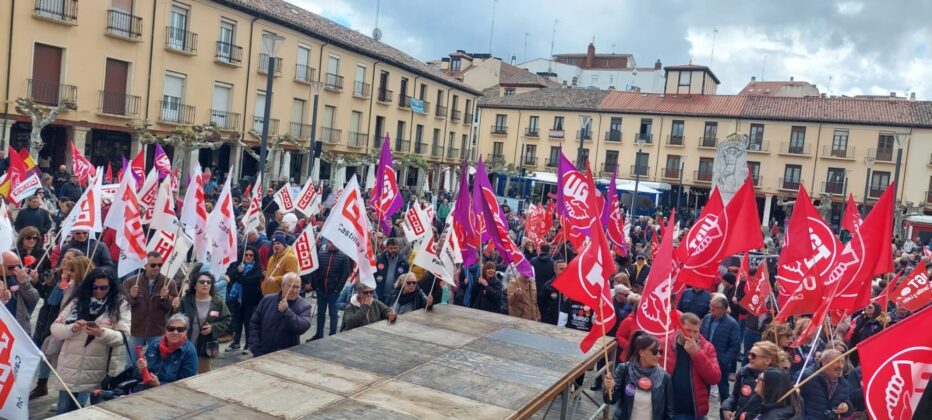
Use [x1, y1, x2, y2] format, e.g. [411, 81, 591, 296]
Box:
[5, 165, 930, 419]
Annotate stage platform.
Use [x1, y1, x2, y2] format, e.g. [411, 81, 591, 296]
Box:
[55, 304, 614, 419]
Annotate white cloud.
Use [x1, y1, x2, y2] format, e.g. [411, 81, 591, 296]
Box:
[835, 1, 865, 15]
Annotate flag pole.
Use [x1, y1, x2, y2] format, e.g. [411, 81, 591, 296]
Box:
[778, 346, 857, 403]
[794, 321, 825, 385]
[43, 356, 83, 409]
[595, 276, 614, 399]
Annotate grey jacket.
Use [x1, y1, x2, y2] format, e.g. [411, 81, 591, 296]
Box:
[341, 294, 392, 331]
[5, 278, 40, 334]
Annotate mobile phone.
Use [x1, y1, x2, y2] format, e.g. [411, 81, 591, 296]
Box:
[85, 321, 97, 327]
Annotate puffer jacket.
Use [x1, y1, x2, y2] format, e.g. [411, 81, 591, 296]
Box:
[700, 313, 742, 373]
[50, 300, 131, 392]
[506, 275, 540, 321]
[248, 293, 312, 357]
[799, 373, 853, 420]
[722, 365, 764, 414]
[661, 335, 722, 418]
[262, 247, 298, 295]
[141, 338, 198, 385]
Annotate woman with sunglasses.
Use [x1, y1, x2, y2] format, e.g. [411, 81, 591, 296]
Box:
[60, 228, 114, 269]
[179, 272, 231, 374]
[225, 246, 264, 354]
[742, 368, 801, 420]
[722, 341, 787, 420]
[604, 331, 673, 420]
[50, 267, 130, 414]
[16, 226, 47, 275]
[388, 273, 432, 315]
[135, 313, 198, 390]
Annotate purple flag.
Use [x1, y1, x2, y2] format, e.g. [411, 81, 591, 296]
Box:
[369, 133, 402, 232]
[601, 164, 617, 226]
[153, 143, 171, 180]
[474, 157, 534, 277]
[452, 160, 479, 266]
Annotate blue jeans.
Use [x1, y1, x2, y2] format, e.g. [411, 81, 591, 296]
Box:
[38, 357, 51, 379]
[57, 391, 90, 414]
[315, 291, 339, 337]
[127, 336, 161, 368]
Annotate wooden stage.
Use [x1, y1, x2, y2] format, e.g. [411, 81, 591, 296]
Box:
[55, 304, 614, 419]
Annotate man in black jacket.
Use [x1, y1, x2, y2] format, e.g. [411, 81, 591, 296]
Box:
[249, 273, 311, 357]
[57, 174, 83, 203]
[14, 195, 52, 235]
[60, 229, 114, 268]
[625, 253, 651, 290]
[309, 242, 352, 339]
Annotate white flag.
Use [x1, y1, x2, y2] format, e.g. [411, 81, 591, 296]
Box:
[162, 231, 193, 279]
[138, 169, 159, 224]
[320, 176, 376, 289]
[0, 304, 43, 420]
[413, 234, 452, 283]
[206, 178, 237, 278]
[104, 171, 147, 277]
[401, 202, 431, 243]
[59, 172, 103, 244]
[0, 202, 13, 251]
[273, 182, 296, 213]
[293, 224, 320, 275]
[293, 177, 321, 217]
[179, 162, 208, 263]
[243, 173, 263, 234]
[150, 179, 180, 233]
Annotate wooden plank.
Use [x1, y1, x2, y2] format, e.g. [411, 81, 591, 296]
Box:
[486, 328, 585, 358]
[432, 349, 564, 390]
[354, 379, 515, 419]
[177, 402, 279, 420]
[363, 317, 481, 348]
[181, 365, 342, 418]
[464, 336, 581, 370]
[299, 401, 419, 420]
[397, 361, 541, 411]
[53, 407, 129, 419]
[403, 309, 504, 336]
[241, 351, 385, 396]
[94, 384, 227, 419]
[291, 327, 450, 377]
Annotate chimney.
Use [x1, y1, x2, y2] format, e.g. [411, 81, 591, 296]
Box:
[654, 59, 662, 70]
[790, 76, 794, 82]
[751, 76, 756, 81]
[585, 43, 595, 69]
[890, 91, 896, 97]
[510, 55, 516, 65]
[910, 92, 917, 101]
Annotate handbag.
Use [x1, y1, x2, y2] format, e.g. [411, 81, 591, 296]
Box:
[194, 309, 219, 359]
[100, 332, 135, 391]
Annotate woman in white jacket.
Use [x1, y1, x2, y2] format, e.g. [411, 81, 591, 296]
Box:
[50, 267, 130, 414]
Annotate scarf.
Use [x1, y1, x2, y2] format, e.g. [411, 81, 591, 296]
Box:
[627, 357, 666, 392]
[159, 335, 187, 360]
[65, 296, 109, 323]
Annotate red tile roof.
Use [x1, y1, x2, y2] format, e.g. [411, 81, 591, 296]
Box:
[599, 91, 745, 118]
[738, 81, 819, 97]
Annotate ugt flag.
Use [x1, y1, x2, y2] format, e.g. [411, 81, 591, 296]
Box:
[0, 304, 43, 420]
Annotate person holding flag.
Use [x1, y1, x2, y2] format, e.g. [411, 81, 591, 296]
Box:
[309, 241, 352, 340]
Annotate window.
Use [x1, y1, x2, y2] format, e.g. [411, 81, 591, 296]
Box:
[876, 134, 895, 161]
[210, 83, 232, 128]
[414, 125, 424, 153]
[670, 120, 684, 144]
[523, 145, 537, 165]
[638, 119, 652, 142]
[350, 111, 362, 136]
[432, 128, 440, 145]
[789, 126, 806, 154]
[400, 77, 409, 97]
[608, 117, 622, 141]
[494, 114, 507, 133]
[783, 165, 802, 189]
[579, 148, 590, 164]
[354, 64, 367, 96]
[665, 155, 681, 178]
[591, 74, 599, 85]
[30, 44, 64, 105]
[826, 168, 845, 194]
[452, 95, 459, 113]
[326, 55, 341, 88]
[528, 116, 539, 133]
[296, 45, 312, 82]
[253, 90, 266, 130]
[504, 87, 515, 96]
[698, 157, 714, 181]
[571, 76, 578, 86]
[101, 58, 130, 115]
[870, 171, 890, 197]
[634, 152, 649, 176]
[748, 161, 760, 184]
[419, 84, 427, 101]
[702, 122, 718, 147]
[604, 150, 619, 172]
[291, 98, 306, 124]
[396, 121, 406, 146]
[749, 124, 764, 150]
[832, 130, 849, 157]
[553, 116, 564, 130]
[322, 105, 336, 140]
[161, 72, 186, 122]
[678, 71, 690, 87]
[548, 147, 560, 167]
[451, 58, 461, 71]
[167, 5, 189, 50]
[216, 20, 236, 63]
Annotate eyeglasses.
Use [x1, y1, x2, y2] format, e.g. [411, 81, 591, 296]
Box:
[91, 285, 110, 291]
[244, 253, 254, 257]
[166, 326, 186, 333]
[748, 352, 759, 360]
[5, 265, 17, 271]
[359, 290, 374, 295]
[405, 281, 417, 285]
[24, 236, 37, 240]
[149, 263, 163, 268]
[197, 280, 212, 285]
[650, 347, 663, 356]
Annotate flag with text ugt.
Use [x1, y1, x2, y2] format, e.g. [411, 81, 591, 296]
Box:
[858, 305, 932, 420]
[452, 161, 479, 266]
[473, 157, 533, 278]
[321, 175, 377, 289]
[739, 261, 773, 317]
[369, 134, 402, 232]
[891, 260, 931, 312]
[842, 193, 862, 232]
[0, 304, 43, 420]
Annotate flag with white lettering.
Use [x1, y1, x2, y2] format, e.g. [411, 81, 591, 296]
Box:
[205, 178, 237, 278]
[137, 169, 159, 224]
[0, 304, 43, 420]
[162, 231, 192, 280]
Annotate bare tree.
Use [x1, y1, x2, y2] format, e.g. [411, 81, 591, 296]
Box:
[130, 120, 242, 178]
[14, 97, 77, 158]
[239, 132, 308, 176]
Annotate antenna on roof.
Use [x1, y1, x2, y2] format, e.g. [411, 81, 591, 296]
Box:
[760, 55, 767, 81]
[710, 28, 718, 67]
[371, 0, 382, 41]
[548, 19, 559, 73]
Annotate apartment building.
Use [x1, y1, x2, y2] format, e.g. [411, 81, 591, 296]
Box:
[477, 64, 932, 226]
[0, 0, 480, 188]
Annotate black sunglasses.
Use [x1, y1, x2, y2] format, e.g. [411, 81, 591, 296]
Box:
[91, 285, 110, 291]
[197, 280, 212, 285]
[650, 347, 662, 355]
[149, 263, 163, 268]
[166, 326, 186, 333]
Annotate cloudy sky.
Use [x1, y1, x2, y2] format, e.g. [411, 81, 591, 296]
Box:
[291, 0, 932, 99]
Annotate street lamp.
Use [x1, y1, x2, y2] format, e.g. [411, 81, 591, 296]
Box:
[577, 114, 591, 168]
[893, 132, 909, 201]
[862, 156, 875, 217]
[306, 79, 324, 183]
[630, 137, 646, 217]
[258, 32, 284, 188]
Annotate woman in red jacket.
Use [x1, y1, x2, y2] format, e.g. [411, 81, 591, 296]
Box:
[614, 293, 641, 361]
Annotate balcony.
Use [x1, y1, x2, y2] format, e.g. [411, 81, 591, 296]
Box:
[747, 140, 770, 154]
[377, 88, 393, 104]
[159, 98, 194, 124]
[394, 139, 411, 153]
[413, 142, 427, 154]
[295, 64, 316, 84]
[822, 180, 845, 195]
[629, 165, 649, 177]
[348, 131, 367, 148]
[521, 156, 538, 167]
[868, 148, 895, 163]
[779, 178, 801, 191]
[752, 176, 763, 188]
[446, 147, 460, 159]
[665, 135, 685, 146]
[208, 109, 240, 130]
[927, 190, 932, 204]
[464, 112, 473, 124]
[779, 142, 811, 156]
[106, 9, 143, 40]
[545, 158, 560, 168]
[34, 0, 77, 24]
[353, 81, 371, 98]
[251, 116, 279, 134]
[490, 125, 508, 135]
[694, 170, 713, 183]
[215, 41, 243, 65]
[698, 136, 718, 149]
[661, 167, 681, 179]
[398, 95, 412, 109]
[325, 73, 343, 91]
[165, 26, 197, 54]
[435, 104, 448, 118]
[320, 127, 341, 144]
[431, 144, 444, 158]
[821, 145, 856, 160]
[602, 162, 618, 174]
[491, 154, 506, 163]
[634, 132, 653, 144]
[525, 128, 540, 138]
[98, 91, 140, 117]
[289, 122, 312, 140]
[868, 186, 886, 199]
[577, 130, 592, 141]
[27, 79, 77, 106]
[257, 54, 283, 76]
[548, 129, 565, 139]
[605, 130, 622, 142]
[452, 110, 462, 121]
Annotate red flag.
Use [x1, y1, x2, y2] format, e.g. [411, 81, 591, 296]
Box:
[790, 287, 834, 348]
[740, 262, 773, 316]
[130, 150, 145, 189]
[104, 162, 113, 183]
[650, 226, 660, 260]
[775, 265, 822, 322]
[636, 212, 678, 338]
[891, 261, 931, 312]
[858, 305, 932, 420]
[719, 177, 764, 257]
[674, 189, 725, 288]
[842, 193, 862, 232]
[738, 252, 750, 288]
[70, 142, 96, 185]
